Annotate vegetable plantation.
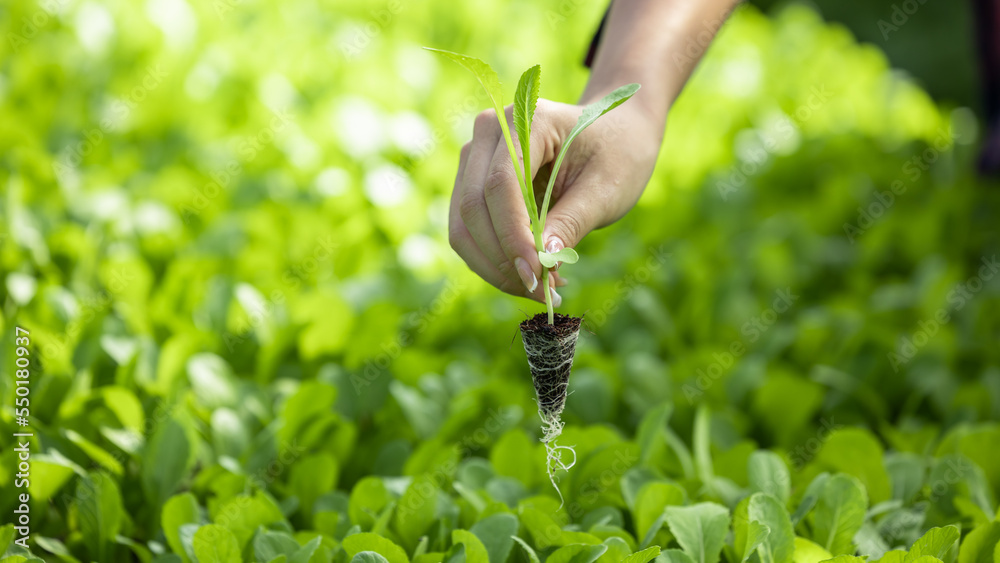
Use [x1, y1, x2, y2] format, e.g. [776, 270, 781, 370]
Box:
[1, 0, 999, 562]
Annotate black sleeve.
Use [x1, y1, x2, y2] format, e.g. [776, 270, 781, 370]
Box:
[584, 5, 610, 68]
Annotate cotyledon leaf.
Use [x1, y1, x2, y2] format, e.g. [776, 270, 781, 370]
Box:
[538, 248, 579, 268]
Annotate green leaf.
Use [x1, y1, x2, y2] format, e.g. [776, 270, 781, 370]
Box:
[142, 417, 193, 508]
[539, 83, 639, 227]
[568, 84, 640, 149]
[342, 533, 410, 563]
[349, 477, 391, 529]
[538, 248, 580, 268]
[161, 493, 201, 563]
[212, 492, 287, 549]
[425, 48, 527, 210]
[905, 526, 961, 563]
[192, 525, 240, 563]
[743, 521, 771, 563]
[546, 544, 609, 563]
[597, 537, 632, 563]
[424, 49, 502, 118]
[748, 451, 791, 505]
[819, 556, 868, 563]
[351, 554, 391, 563]
[63, 430, 124, 477]
[813, 428, 891, 504]
[35, 535, 83, 563]
[253, 529, 300, 562]
[289, 536, 322, 563]
[210, 408, 250, 460]
[633, 482, 685, 548]
[623, 546, 663, 563]
[792, 473, 830, 525]
[748, 493, 795, 563]
[75, 471, 124, 563]
[793, 537, 834, 563]
[452, 529, 489, 563]
[0, 525, 15, 556]
[875, 552, 907, 563]
[413, 536, 429, 559]
[514, 64, 541, 198]
[491, 430, 538, 487]
[958, 522, 1000, 563]
[512, 536, 542, 563]
[393, 474, 439, 550]
[663, 503, 731, 563]
[812, 474, 867, 555]
[635, 403, 672, 466]
[661, 550, 697, 563]
[469, 513, 518, 563]
[693, 405, 714, 487]
[290, 453, 338, 524]
[884, 453, 924, 504]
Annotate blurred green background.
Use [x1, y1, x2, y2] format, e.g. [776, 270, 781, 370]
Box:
[1, 0, 1000, 560]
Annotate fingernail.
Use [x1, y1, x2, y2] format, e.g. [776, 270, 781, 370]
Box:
[551, 287, 562, 307]
[546, 238, 564, 254]
[514, 257, 538, 292]
[555, 276, 569, 287]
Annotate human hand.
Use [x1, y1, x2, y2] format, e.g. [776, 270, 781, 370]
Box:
[448, 97, 664, 303]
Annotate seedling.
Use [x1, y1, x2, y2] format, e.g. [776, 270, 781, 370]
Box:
[427, 48, 639, 503]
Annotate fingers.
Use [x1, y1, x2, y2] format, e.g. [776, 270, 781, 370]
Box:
[450, 103, 576, 305]
[449, 143, 508, 290]
[483, 125, 547, 295]
[454, 109, 548, 302]
[460, 112, 526, 287]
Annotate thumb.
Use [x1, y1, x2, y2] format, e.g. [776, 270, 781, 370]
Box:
[540, 185, 606, 253]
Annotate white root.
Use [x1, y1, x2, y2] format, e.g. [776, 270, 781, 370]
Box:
[539, 409, 576, 509]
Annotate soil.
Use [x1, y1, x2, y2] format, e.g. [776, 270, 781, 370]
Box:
[519, 312, 583, 337]
[520, 313, 583, 418]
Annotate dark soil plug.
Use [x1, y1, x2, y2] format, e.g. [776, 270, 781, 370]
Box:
[519, 312, 583, 506]
[520, 313, 583, 419]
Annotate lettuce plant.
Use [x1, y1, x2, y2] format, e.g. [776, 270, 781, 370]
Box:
[427, 48, 639, 503]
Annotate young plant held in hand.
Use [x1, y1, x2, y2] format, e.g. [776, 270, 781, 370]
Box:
[427, 47, 639, 504]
